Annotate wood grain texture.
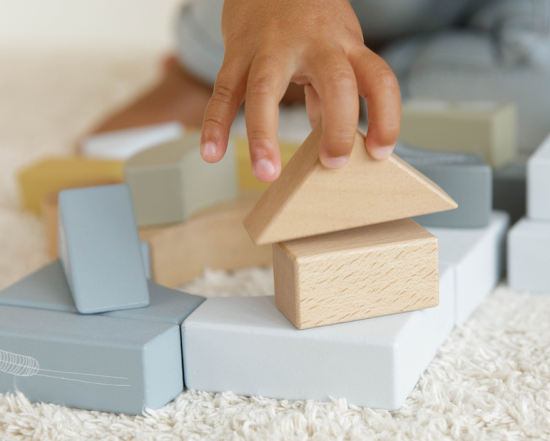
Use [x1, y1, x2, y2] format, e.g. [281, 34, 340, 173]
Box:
[139, 191, 272, 287]
[243, 125, 457, 245]
[274, 218, 439, 329]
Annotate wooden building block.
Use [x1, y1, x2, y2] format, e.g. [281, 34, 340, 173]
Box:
[139, 192, 272, 287]
[527, 133, 550, 221]
[508, 217, 550, 293]
[58, 184, 149, 314]
[0, 305, 182, 414]
[427, 211, 509, 324]
[493, 160, 526, 226]
[0, 260, 205, 325]
[125, 132, 238, 227]
[244, 125, 457, 245]
[399, 99, 517, 168]
[182, 262, 454, 411]
[274, 218, 439, 329]
[17, 157, 124, 214]
[394, 143, 492, 228]
[81, 121, 183, 160]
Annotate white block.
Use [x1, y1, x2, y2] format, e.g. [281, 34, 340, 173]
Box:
[527, 132, 550, 221]
[427, 211, 509, 324]
[182, 264, 455, 411]
[508, 217, 550, 293]
[81, 122, 183, 160]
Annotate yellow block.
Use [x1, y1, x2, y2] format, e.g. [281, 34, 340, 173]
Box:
[233, 136, 301, 191]
[18, 157, 124, 213]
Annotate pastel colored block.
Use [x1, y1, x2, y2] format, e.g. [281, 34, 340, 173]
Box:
[125, 132, 239, 227]
[182, 263, 455, 411]
[139, 192, 272, 287]
[58, 184, 149, 313]
[0, 260, 205, 324]
[244, 126, 457, 245]
[527, 133, 550, 221]
[394, 143, 492, 228]
[141, 241, 151, 279]
[493, 161, 526, 226]
[508, 218, 550, 293]
[399, 99, 517, 168]
[17, 157, 124, 214]
[427, 211, 509, 324]
[274, 218, 439, 329]
[81, 122, 184, 160]
[0, 305, 182, 415]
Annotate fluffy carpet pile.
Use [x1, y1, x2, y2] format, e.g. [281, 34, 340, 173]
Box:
[0, 50, 549, 440]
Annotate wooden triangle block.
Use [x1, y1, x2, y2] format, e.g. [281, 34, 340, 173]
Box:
[244, 125, 457, 245]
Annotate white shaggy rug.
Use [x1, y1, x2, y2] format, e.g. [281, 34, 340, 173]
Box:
[1, 50, 550, 441]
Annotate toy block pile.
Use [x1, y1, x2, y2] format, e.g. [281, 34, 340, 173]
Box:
[0, 183, 206, 414]
[508, 133, 550, 292]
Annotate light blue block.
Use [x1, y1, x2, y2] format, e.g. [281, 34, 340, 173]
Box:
[58, 184, 149, 314]
[0, 260, 205, 325]
[427, 211, 509, 324]
[508, 217, 550, 293]
[182, 264, 455, 411]
[140, 241, 151, 279]
[0, 305, 182, 414]
[395, 143, 492, 228]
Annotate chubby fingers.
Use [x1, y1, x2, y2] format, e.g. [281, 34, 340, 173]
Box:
[200, 57, 247, 163]
[349, 46, 401, 160]
[245, 55, 293, 182]
[307, 48, 360, 169]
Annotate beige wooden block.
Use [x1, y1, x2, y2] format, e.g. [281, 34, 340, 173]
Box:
[399, 99, 517, 168]
[244, 125, 457, 245]
[274, 218, 439, 329]
[139, 191, 272, 287]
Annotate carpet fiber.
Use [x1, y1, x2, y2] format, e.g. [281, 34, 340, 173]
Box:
[0, 50, 549, 441]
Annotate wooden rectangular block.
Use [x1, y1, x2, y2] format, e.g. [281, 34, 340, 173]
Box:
[399, 99, 517, 168]
[0, 260, 204, 325]
[58, 184, 149, 313]
[0, 305, 182, 414]
[124, 132, 238, 227]
[394, 143, 492, 228]
[508, 217, 550, 293]
[17, 157, 124, 214]
[527, 132, 550, 221]
[274, 218, 439, 329]
[182, 263, 455, 411]
[139, 191, 272, 287]
[427, 211, 509, 323]
[81, 121, 183, 160]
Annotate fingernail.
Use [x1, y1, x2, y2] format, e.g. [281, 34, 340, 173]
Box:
[201, 142, 217, 159]
[370, 145, 394, 160]
[321, 156, 349, 169]
[254, 158, 276, 180]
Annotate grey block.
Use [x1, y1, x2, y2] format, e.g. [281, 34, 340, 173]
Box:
[493, 161, 526, 226]
[528, 133, 550, 221]
[140, 241, 151, 279]
[427, 211, 509, 324]
[0, 305, 182, 414]
[394, 143, 492, 228]
[58, 184, 149, 314]
[182, 263, 455, 411]
[125, 132, 238, 227]
[0, 260, 205, 325]
[508, 217, 550, 293]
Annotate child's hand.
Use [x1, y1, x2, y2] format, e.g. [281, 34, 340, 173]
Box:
[200, 0, 401, 182]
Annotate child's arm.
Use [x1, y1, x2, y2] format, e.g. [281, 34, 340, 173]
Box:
[199, 0, 401, 182]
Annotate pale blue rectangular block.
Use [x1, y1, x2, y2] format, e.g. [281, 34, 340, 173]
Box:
[0, 305, 182, 414]
[427, 211, 509, 324]
[182, 264, 455, 411]
[140, 241, 151, 279]
[0, 260, 204, 325]
[58, 184, 149, 314]
[395, 143, 492, 228]
[528, 133, 550, 221]
[508, 217, 550, 293]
